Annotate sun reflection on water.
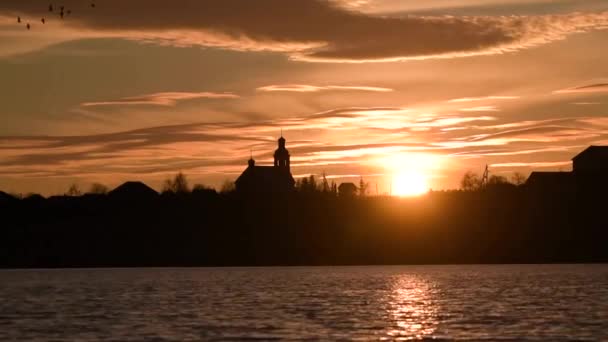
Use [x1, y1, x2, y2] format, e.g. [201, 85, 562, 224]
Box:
[384, 275, 440, 340]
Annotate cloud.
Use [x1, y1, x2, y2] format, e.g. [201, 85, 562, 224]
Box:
[554, 83, 608, 94]
[448, 96, 520, 103]
[1, 1, 608, 62]
[1, 103, 607, 194]
[571, 102, 602, 105]
[459, 106, 500, 112]
[256, 84, 393, 92]
[81, 91, 239, 107]
[490, 161, 572, 168]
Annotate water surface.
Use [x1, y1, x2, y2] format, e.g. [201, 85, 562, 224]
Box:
[1, 265, 607, 340]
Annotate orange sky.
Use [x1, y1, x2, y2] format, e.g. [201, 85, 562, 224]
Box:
[1, 0, 607, 195]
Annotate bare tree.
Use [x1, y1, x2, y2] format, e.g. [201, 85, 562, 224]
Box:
[461, 171, 481, 191]
[162, 172, 190, 194]
[488, 175, 510, 185]
[512, 172, 526, 186]
[66, 184, 81, 196]
[88, 183, 108, 195]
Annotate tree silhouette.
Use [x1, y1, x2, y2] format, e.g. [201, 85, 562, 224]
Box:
[193, 183, 212, 192]
[359, 177, 369, 197]
[512, 172, 526, 186]
[88, 183, 109, 195]
[488, 175, 509, 185]
[331, 181, 338, 196]
[461, 171, 481, 191]
[66, 184, 81, 196]
[162, 172, 190, 194]
[321, 172, 330, 193]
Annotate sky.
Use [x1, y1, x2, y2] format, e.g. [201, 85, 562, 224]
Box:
[1, 0, 608, 195]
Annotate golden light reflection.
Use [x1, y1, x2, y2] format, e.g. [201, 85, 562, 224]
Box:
[385, 275, 439, 340]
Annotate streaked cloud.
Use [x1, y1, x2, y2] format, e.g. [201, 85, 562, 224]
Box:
[571, 102, 602, 105]
[256, 84, 393, 93]
[490, 161, 572, 168]
[448, 96, 519, 103]
[1, 1, 608, 62]
[554, 82, 608, 94]
[81, 91, 239, 107]
[2, 106, 606, 193]
[459, 106, 500, 112]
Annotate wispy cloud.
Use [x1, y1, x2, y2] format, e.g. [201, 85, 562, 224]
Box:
[571, 102, 602, 105]
[256, 84, 393, 92]
[81, 91, 239, 107]
[554, 82, 608, 94]
[1, 1, 608, 62]
[490, 161, 572, 168]
[1, 105, 606, 194]
[448, 96, 520, 103]
[459, 106, 500, 112]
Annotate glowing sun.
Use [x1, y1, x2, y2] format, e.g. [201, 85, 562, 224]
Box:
[392, 171, 429, 197]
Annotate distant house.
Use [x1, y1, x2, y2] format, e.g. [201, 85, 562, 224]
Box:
[109, 181, 158, 200]
[235, 135, 295, 194]
[338, 182, 358, 197]
[526, 145, 608, 191]
[572, 146, 608, 175]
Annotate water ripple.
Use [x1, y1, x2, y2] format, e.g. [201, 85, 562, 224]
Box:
[0, 265, 607, 341]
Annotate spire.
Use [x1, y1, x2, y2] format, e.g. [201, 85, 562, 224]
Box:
[248, 148, 255, 167]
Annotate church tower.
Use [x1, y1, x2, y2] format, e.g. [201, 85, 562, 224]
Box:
[273, 135, 290, 170]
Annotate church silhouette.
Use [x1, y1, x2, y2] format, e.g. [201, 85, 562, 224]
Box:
[235, 135, 296, 193]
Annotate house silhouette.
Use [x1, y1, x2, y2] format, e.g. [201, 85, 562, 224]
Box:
[109, 181, 159, 200]
[526, 145, 608, 190]
[572, 146, 608, 176]
[235, 135, 295, 194]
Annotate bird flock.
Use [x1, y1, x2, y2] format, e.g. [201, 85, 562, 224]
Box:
[16, 2, 97, 30]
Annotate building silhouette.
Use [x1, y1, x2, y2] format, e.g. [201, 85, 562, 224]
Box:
[109, 181, 159, 200]
[235, 135, 295, 194]
[526, 145, 608, 190]
[572, 146, 608, 176]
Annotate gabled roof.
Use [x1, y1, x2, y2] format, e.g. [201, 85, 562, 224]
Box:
[236, 166, 294, 184]
[235, 165, 295, 193]
[572, 145, 608, 161]
[109, 181, 158, 198]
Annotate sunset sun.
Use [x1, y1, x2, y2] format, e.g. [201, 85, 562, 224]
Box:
[392, 171, 429, 197]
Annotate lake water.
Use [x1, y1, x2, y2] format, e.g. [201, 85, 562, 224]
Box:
[0, 265, 607, 341]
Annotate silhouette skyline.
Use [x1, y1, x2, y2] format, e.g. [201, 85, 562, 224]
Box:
[1, 1, 608, 194]
[0, 144, 606, 268]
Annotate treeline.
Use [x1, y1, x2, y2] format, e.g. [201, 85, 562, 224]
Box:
[0, 172, 606, 268]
